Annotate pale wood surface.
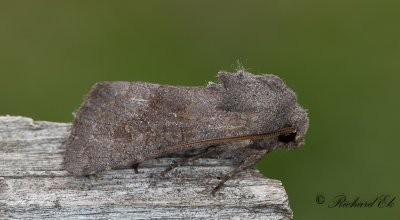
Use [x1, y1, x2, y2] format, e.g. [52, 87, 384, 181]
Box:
[0, 116, 293, 219]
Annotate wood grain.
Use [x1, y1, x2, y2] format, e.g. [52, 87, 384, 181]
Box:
[0, 116, 293, 219]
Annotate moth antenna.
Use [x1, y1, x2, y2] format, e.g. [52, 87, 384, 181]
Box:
[168, 127, 296, 151]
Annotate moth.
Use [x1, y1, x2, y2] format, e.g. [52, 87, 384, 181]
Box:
[64, 70, 309, 195]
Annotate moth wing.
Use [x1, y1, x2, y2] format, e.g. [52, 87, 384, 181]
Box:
[65, 82, 158, 175]
[64, 81, 245, 175]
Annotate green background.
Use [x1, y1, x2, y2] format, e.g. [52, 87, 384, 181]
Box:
[1, 1, 399, 219]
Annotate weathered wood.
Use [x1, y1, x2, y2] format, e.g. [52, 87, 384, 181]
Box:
[0, 116, 293, 219]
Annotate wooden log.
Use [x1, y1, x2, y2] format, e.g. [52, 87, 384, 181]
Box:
[0, 116, 293, 219]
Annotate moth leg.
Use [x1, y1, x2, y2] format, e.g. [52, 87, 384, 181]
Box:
[84, 174, 97, 179]
[132, 163, 140, 174]
[211, 148, 268, 196]
[161, 146, 221, 177]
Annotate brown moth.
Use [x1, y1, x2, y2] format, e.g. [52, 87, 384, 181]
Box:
[64, 70, 309, 195]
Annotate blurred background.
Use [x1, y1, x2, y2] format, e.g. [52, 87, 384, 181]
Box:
[1, 1, 399, 219]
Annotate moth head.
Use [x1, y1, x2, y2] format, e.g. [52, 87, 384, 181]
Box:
[278, 105, 309, 150]
[213, 71, 309, 150]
